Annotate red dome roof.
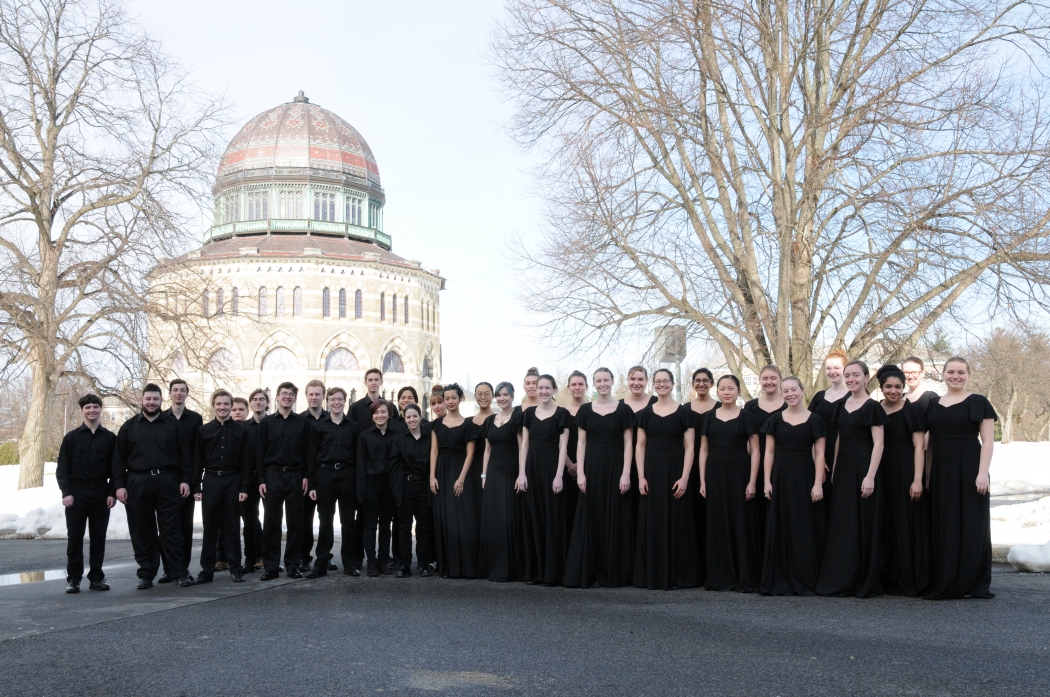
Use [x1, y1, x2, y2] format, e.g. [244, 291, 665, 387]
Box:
[218, 93, 380, 187]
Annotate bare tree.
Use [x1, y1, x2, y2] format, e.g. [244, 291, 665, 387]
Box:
[970, 326, 1050, 442]
[0, 0, 226, 488]
[494, 0, 1050, 393]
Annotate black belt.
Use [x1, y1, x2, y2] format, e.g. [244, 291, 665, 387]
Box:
[404, 474, 425, 481]
[319, 462, 353, 471]
[269, 465, 302, 472]
[135, 468, 177, 476]
[205, 469, 240, 476]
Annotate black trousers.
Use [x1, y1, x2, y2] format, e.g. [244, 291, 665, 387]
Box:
[126, 471, 187, 580]
[242, 487, 264, 564]
[160, 494, 195, 576]
[301, 493, 317, 566]
[398, 476, 434, 570]
[363, 475, 395, 564]
[263, 468, 305, 573]
[65, 482, 111, 582]
[199, 473, 243, 575]
[314, 467, 358, 571]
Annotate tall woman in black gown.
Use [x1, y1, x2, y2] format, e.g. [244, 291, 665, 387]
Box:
[743, 365, 786, 551]
[518, 375, 571, 585]
[429, 384, 481, 579]
[760, 377, 827, 596]
[564, 371, 588, 530]
[621, 366, 655, 579]
[699, 375, 761, 592]
[564, 368, 635, 588]
[877, 365, 929, 597]
[633, 369, 699, 590]
[924, 357, 996, 600]
[808, 349, 850, 506]
[817, 361, 887, 597]
[479, 382, 524, 582]
[688, 368, 718, 581]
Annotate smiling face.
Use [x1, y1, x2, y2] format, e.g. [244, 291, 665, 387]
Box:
[759, 368, 780, 396]
[593, 372, 613, 397]
[475, 385, 493, 410]
[628, 370, 648, 396]
[372, 404, 389, 428]
[902, 360, 923, 390]
[327, 391, 346, 415]
[141, 390, 162, 415]
[443, 390, 460, 414]
[277, 388, 296, 410]
[169, 383, 188, 406]
[716, 377, 739, 405]
[398, 391, 416, 411]
[537, 378, 554, 404]
[881, 376, 905, 404]
[81, 402, 102, 423]
[653, 371, 673, 397]
[693, 373, 712, 398]
[843, 364, 867, 394]
[781, 379, 803, 406]
[495, 387, 513, 410]
[942, 360, 970, 390]
[212, 395, 232, 420]
[523, 375, 538, 399]
[825, 358, 845, 386]
[405, 408, 421, 431]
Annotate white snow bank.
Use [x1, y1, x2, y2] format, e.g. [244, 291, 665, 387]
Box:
[1007, 540, 1050, 572]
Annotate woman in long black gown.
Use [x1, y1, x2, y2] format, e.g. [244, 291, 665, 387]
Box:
[877, 365, 929, 597]
[817, 361, 888, 598]
[518, 374, 571, 585]
[564, 368, 635, 588]
[808, 350, 850, 507]
[564, 371, 588, 534]
[429, 384, 481, 579]
[688, 368, 718, 583]
[924, 357, 996, 600]
[479, 382, 524, 582]
[760, 376, 827, 596]
[621, 366, 656, 579]
[633, 369, 699, 590]
[743, 365, 786, 552]
[700, 375, 761, 592]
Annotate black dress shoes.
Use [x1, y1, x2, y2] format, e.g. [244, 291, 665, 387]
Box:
[377, 561, 394, 576]
[193, 573, 213, 585]
[176, 575, 195, 587]
[231, 571, 245, 583]
[286, 567, 303, 579]
[157, 573, 176, 584]
[260, 570, 279, 581]
[137, 578, 153, 590]
[327, 560, 338, 571]
[65, 580, 80, 593]
[89, 579, 110, 591]
[366, 560, 379, 577]
[396, 568, 411, 578]
[304, 567, 327, 579]
[344, 567, 360, 577]
[420, 568, 432, 577]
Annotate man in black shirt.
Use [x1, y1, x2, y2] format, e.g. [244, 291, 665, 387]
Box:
[234, 394, 264, 571]
[299, 379, 328, 572]
[159, 379, 204, 583]
[113, 383, 194, 589]
[305, 387, 360, 578]
[57, 394, 118, 593]
[392, 403, 434, 577]
[356, 399, 401, 576]
[193, 390, 251, 583]
[243, 389, 270, 570]
[258, 382, 311, 580]
[349, 368, 385, 570]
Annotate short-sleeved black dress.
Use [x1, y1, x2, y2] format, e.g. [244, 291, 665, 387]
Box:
[479, 410, 524, 582]
[702, 409, 762, 592]
[808, 390, 848, 506]
[431, 417, 481, 579]
[817, 398, 889, 598]
[521, 406, 571, 585]
[880, 399, 930, 597]
[760, 412, 827, 596]
[633, 404, 700, 590]
[924, 394, 997, 600]
[563, 401, 635, 588]
[620, 395, 656, 575]
[743, 399, 786, 553]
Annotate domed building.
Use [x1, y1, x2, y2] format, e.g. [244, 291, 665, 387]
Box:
[149, 92, 443, 410]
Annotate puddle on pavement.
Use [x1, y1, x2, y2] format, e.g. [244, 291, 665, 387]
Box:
[0, 569, 65, 586]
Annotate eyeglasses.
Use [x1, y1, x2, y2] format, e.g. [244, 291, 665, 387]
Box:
[653, 379, 673, 386]
[693, 379, 712, 385]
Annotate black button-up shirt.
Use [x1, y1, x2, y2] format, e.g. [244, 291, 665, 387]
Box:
[356, 424, 397, 476]
[307, 413, 361, 484]
[165, 406, 203, 453]
[112, 411, 191, 489]
[393, 424, 432, 478]
[56, 423, 117, 497]
[349, 396, 377, 431]
[256, 410, 312, 476]
[301, 408, 327, 422]
[245, 417, 263, 484]
[193, 418, 252, 494]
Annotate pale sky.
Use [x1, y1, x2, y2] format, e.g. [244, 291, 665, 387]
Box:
[130, 0, 598, 388]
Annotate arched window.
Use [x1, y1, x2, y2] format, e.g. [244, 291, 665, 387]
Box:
[293, 287, 302, 317]
[324, 348, 359, 371]
[392, 294, 397, 324]
[380, 292, 386, 322]
[261, 346, 298, 371]
[279, 190, 302, 218]
[276, 287, 285, 316]
[322, 288, 331, 318]
[208, 348, 236, 371]
[258, 287, 268, 316]
[382, 351, 404, 373]
[231, 287, 239, 315]
[314, 192, 335, 221]
[422, 357, 432, 378]
[404, 295, 409, 325]
[338, 289, 347, 319]
[201, 290, 209, 316]
[247, 191, 269, 220]
[215, 288, 224, 315]
[355, 289, 362, 319]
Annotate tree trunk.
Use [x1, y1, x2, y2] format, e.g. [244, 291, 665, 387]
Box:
[17, 344, 58, 489]
[1003, 388, 1017, 444]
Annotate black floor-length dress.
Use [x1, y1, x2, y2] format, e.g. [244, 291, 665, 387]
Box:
[703, 409, 762, 592]
[924, 394, 997, 600]
[479, 410, 525, 582]
[742, 399, 786, 555]
[881, 400, 930, 597]
[688, 402, 717, 587]
[431, 417, 481, 579]
[563, 402, 635, 588]
[817, 399, 889, 597]
[620, 395, 656, 580]
[521, 406, 571, 584]
[564, 408, 581, 542]
[633, 404, 700, 590]
[760, 412, 827, 596]
[808, 390, 847, 509]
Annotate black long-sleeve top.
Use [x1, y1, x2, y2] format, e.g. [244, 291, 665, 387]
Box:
[255, 410, 312, 477]
[56, 423, 117, 497]
[393, 424, 432, 478]
[112, 411, 191, 490]
[301, 408, 327, 422]
[193, 418, 253, 494]
[307, 413, 361, 485]
[356, 424, 402, 505]
[164, 406, 203, 453]
[245, 417, 262, 484]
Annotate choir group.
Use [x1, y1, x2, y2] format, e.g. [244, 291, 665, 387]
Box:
[57, 352, 996, 600]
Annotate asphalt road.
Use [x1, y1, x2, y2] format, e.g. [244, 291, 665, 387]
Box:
[0, 540, 1047, 696]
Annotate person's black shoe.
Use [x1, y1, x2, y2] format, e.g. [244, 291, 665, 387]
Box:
[427, 561, 438, 573]
[231, 571, 245, 583]
[396, 567, 411, 578]
[304, 567, 327, 579]
[344, 566, 360, 577]
[241, 564, 257, 574]
[65, 580, 80, 593]
[260, 570, 279, 581]
[377, 561, 394, 575]
[286, 567, 303, 579]
[157, 572, 176, 584]
[327, 560, 338, 571]
[277, 566, 285, 573]
[194, 573, 213, 585]
[177, 575, 195, 587]
[137, 578, 153, 590]
[420, 568, 432, 577]
[89, 579, 110, 591]
[366, 560, 379, 577]
[297, 563, 311, 573]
